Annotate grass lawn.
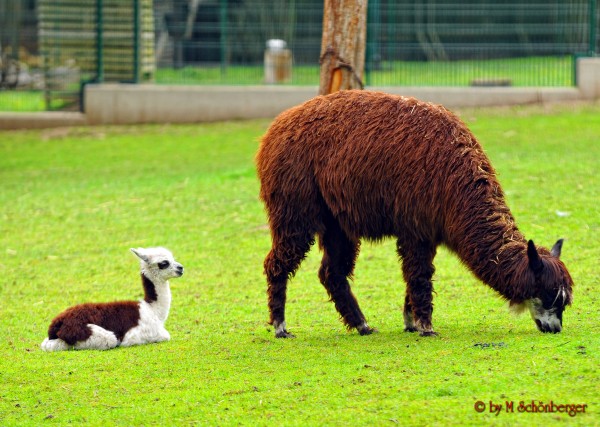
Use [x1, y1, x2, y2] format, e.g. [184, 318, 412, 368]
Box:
[0, 102, 598, 426]
[155, 56, 573, 87]
[366, 56, 574, 87]
[0, 91, 70, 113]
[0, 91, 47, 112]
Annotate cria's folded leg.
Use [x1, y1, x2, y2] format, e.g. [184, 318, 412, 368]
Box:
[41, 338, 71, 352]
[151, 328, 170, 343]
[398, 239, 438, 336]
[73, 324, 119, 350]
[318, 219, 375, 336]
[121, 326, 170, 347]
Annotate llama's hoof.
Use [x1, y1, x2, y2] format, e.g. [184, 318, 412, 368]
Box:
[275, 330, 296, 339]
[273, 321, 294, 338]
[357, 325, 378, 335]
[404, 326, 418, 333]
[419, 330, 439, 337]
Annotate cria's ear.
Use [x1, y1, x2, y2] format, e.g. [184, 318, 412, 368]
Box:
[527, 240, 543, 274]
[130, 248, 150, 263]
[550, 239, 564, 258]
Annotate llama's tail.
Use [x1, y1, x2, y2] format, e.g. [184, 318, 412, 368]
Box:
[42, 318, 71, 351]
[41, 337, 70, 352]
[47, 318, 63, 340]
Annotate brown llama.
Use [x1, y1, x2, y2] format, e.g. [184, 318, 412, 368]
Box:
[256, 90, 573, 338]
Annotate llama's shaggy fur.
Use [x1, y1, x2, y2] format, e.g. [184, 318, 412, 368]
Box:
[256, 90, 574, 338]
[41, 247, 184, 351]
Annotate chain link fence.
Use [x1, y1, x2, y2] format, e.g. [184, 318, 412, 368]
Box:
[1, 0, 598, 111]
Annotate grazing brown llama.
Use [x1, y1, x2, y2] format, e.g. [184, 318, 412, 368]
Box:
[256, 90, 573, 338]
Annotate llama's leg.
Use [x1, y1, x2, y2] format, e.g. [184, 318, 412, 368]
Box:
[264, 231, 314, 338]
[397, 240, 437, 336]
[73, 324, 119, 350]
[318, 222, 375, 335]
[403, 293, 417, 332]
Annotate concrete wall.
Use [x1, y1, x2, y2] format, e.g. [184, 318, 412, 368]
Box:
[1, 57, 599, 129]
[84, 85, 318, 125]
[577, 57, 600, 99]
[82, 57, 600, 125]
[82, 85, 586, 126]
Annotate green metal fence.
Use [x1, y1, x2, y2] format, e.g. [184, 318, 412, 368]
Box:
[38, 0, 154, 110]
[0, 0, 598, 112]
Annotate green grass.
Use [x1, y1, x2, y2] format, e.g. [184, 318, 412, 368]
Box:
[0, 103, 598, 426]
[367, 56, 574, 87]
[155, 56, 573, 87]
[155, 64, 319, 86]
[0, 91, 47, 112]
[0, 90, 70, 112]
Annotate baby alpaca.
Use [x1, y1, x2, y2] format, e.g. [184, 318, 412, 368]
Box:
[41, 247, 184, 351]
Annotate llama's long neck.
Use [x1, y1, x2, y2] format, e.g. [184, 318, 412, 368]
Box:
[447, 189, 535, 302]
[141, 273, 171, 322]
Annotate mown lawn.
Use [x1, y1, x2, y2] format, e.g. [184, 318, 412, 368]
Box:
[0, 101, 598, 426]
[155, 56, 573, 87]
[0, 91, 47, 112]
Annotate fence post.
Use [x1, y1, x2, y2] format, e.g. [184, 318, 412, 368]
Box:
[4, 1, 22, 62]
[220, 0, 228, 78]
[590, 0, 597, 56]
[96, 0, 104, 82]
[133, 0, 141, 83]
[366, 0, 381, 86]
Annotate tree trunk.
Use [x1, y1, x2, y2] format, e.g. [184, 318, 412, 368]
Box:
[319, 0, 368, 95]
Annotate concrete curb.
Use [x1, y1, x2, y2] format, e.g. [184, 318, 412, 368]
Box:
[84, 85, 319, 125]
[0, 112, 87, 130]
[0, 86, 590, 130]
[81, 85, 588, 126]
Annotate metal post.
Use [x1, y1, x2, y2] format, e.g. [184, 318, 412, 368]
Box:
[133, 0, 141, 82]
[96, 0, 104, 82]
[220, 0, 228, 78]
[10, 1, 22, 61]
[590, 0, 597, 56]
[366, 0, 380, 86]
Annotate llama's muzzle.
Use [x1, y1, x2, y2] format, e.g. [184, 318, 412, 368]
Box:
[535, 318, 562, 333]
[528, 298, 563, 333]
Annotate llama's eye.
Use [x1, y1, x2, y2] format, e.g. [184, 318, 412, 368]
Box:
[157, 261, 170, 270]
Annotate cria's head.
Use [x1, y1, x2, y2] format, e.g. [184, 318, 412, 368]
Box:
[511, 239, 573, 333]
[130, 247, 184, 281]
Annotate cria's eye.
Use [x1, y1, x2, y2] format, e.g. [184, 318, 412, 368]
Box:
[157, 260, 170, 270]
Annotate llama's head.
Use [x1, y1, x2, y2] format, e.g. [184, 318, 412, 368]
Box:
[130, 247, 184, 282]
[512, 239, 573, 333]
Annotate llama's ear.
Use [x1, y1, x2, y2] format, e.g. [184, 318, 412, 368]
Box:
[550, 239, 564, 258]
[527, 240, 543, 274]
[130, 248, 149, 263]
